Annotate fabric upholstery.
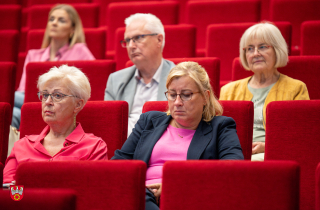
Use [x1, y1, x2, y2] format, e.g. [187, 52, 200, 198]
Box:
[0, 5, 21, 30]
[316, 163, 320, 210]
[142, 100, 253, 160]
[301, 20, 320, 55]
[0, 162, 3, 183]
[186, 0, 260, 56]
[232, 56, 320, 99]
[0, 30, 19, 62]
[115, 24, 196, 70]
[0, 188, 76, 210]
[20, 101, 128, 159]
[0, 103, 11, 165]
[161, 160, 299, 210]
[26, 0, 90, 7]
[0, 62, 16, 111]
[106, 1, 179, 56]
[24, 60, 115, 102]
[265, 100, 320, 210]
[16, 52, 27, 90]
[270, 0, 320, 53]
[16, 160, 146, 210]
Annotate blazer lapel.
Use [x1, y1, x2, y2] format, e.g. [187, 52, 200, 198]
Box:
[157, 60, 172, 101]
[120, 66, 138, 112]
[187, 120, 213, 159]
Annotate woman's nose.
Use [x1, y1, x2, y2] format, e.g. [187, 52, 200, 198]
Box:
[174, 95, 183, 106]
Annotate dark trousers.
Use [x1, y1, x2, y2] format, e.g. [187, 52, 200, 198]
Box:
[145, 188, 159, 210]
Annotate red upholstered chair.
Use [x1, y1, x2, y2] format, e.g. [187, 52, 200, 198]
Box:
[0, 5, 21, 30]
[0, 30, 19, 62]
[0, 189, 77, 210]
[20, 101, 128, 159]
[142, 100, 253, 160]
[186, 0, 260, 57]
[316, 163, 320, 210]
[0, 103, 11, 165]
[0, 62, 16, 111]
[207, 21, 292, 88]
[26, 0, 90, 7]
[0, 162, 3, 183]
[115, 24, 196, 70]
[0, 0, 20, 4]
[301, 20, 320, 55]
[232, 56, 320, 99]
[270, 0, 320, 55]
[16, 161, 146, 210]
[106, 1, 179, 59]
[161, 160, 299, 210]
[24, 60, 115, 103]
[265, 100, 320, 210]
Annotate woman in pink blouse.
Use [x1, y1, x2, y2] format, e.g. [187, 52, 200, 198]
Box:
[3, 65, 107, 186]
[13, 4, 95, 129]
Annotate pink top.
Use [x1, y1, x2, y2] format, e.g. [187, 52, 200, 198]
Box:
[146, 125, 196, 185]
[3, 123, 107, 183]
[17, 43, 95, 92]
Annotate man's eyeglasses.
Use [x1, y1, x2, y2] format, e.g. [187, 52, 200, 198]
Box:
[243, 44, 271, 54]
[38, 91, 77, 102]
[165, 91, 200, 102]
[120, 33, 158, 48]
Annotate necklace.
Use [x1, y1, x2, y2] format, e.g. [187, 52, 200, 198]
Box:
[174, 120, 183, 138]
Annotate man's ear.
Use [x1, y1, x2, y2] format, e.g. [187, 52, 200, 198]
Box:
[157, 34, 164, 48]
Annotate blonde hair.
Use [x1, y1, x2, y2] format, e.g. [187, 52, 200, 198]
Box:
[240, 22, 288, 70]
[166, 61, 223, 122]
[41, 4, 85, 48]
[38, 65, 91, 104]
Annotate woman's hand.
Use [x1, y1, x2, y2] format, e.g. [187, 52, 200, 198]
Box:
[146, 183, 162, 204]
[252, 142, 265, 154]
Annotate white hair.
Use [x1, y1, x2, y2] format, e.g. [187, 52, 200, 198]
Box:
[125, 13, 165, 48]
[37, 65, 91, 104]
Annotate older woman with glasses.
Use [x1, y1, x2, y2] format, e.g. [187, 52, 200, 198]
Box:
[3, 65, 107, 187]
[220, 22, 310, 161]
[112, 61, 243, 210]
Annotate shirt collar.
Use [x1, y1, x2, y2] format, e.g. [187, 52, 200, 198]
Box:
[134, 58, 164, 84]
[42, 43, 70, 61]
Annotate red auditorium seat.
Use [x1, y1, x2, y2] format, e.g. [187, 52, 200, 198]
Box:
[301, 20, 320, 55]
[24, 60, 115, 103]
[232, 56, 320, 99]
[207, 22, 292, 88]
[0, 30, 19, 62]
[0, 0, 20, 4]
[186, 0, 260, 57]
[270, 0, 320, 55]
[0, 5, 21, 30]
[0, 103, 11, 165]
[0, 62, 16, 111]
[0, 162, 3, 183]
[106, 1, 179, 59]
[0, 189, 76, 210]
[265, 100, 320, 210]
[316, 163, 320, 210]
[115, 24, 196, 70]
[161, 160, 299, 210]
[142, 100, 253, 160]
[16, 161, 146, 210]
[20, 101, 128, 159]
[26, 0, 90, 7]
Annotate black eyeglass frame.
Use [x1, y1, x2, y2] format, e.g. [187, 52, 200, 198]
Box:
[164, 91, 201, 102]
[120, 33, 158, 48]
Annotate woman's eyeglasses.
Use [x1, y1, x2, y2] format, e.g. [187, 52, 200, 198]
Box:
[38, 91, 77, 102]
[165, 91, 200, 102]
[243, 44, 271, 54]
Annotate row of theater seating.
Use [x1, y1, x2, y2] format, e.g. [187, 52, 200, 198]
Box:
[0, 99, 319, 209]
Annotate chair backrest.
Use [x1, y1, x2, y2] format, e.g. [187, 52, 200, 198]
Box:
[142, 100, 253, 160]
[115, 24, 196, 70]
[16, 160, 146, 210]
[0, 188, 76, 210]
[26, 0, 90, 7]
[265, 100, 320, 210]
[161, 160, 299, 210]
[20, 101, 128, 159]
[0, 103, 11, 165]
[0, 30, 19, 62]
[28, 3, 100, 29]
[0, 162, 3, 183]
[27, 28, 106, 59]
[0, 62, 16, 111]
[0, 5, 21, 30]
[186, 0, 260, 56]
[301, 20, 320, 55]
[232, 56, 320, 99]
[106, 1, 179, 53]
[316, 163, 320, 210]
[207, 22, 292, 84]
[24, 60, 115, 103]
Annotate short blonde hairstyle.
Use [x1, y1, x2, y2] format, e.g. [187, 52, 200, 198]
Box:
[166, 61, 223, 122]
[41, 4, 85, 49]
[240, 22, 288, 70]
[125, 13, 165, 49]
[38, 65, 91, 104]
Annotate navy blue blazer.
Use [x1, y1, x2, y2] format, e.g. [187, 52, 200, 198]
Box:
[112, 111, 244, 163]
